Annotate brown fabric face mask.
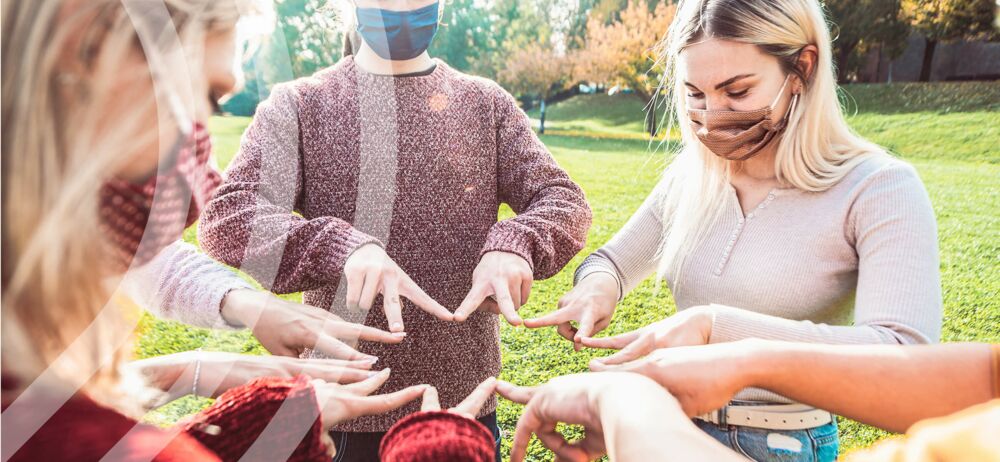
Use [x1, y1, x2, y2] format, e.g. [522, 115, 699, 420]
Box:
[688, 75, 798, 161]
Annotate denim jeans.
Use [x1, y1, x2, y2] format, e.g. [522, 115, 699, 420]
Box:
[694, 409, 839, 462]
[330, 411, 502, 462]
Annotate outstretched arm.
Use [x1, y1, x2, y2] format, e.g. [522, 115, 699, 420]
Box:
[600, 340, 999, 434]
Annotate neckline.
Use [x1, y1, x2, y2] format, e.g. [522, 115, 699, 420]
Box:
[347, 56, 447, 85]
[726, 183, 783, 220]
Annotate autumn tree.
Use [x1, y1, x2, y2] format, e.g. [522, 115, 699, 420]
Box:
[901, 0, 997, 81]
[825, 0, 910, 82]
[498, 43, 574, 134]
[574, 0, 674, 135]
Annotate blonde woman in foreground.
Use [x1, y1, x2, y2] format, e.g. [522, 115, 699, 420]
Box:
[1, 1, 429, 460]
[527, 0, 941, 459]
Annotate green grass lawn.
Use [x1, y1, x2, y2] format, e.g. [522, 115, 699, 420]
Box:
[139, 82, 999, 460]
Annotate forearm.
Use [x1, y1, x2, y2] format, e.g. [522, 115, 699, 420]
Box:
[574, 189, 664, 300]
[598, 377, 743, 461]
[709, 303, 934, 345]
[742, 341, 995, 433]
[199, 189, 379, 294]
[128, 353, 197, 404]
[122, 241, 253, 329]
[490, 87, 591, 279]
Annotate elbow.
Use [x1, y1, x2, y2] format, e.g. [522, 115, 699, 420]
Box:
[868, 323, 939, 345]
[196, 215, 244, 268]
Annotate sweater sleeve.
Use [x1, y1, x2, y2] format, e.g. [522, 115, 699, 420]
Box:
[198, 84, 380, 294]
[574, 183, 666, 301]
[710, 162, 942, 345]
[121, 241, 253, 330]
[180, 376, 331, 462]
[481, 86, 592, 279]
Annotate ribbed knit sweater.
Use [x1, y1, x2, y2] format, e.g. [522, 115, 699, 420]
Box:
[575, 154, 942, 404]
[198, 57, 591, 431]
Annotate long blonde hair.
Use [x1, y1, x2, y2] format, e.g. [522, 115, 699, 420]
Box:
[654, 0, 885, 282]
[1, 0, 254, 413]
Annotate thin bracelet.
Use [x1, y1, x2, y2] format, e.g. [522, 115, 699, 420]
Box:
[192, 347, 203, 397]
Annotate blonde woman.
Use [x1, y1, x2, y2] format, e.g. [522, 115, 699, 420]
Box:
[1, 1, 432, 460]
[526, 0, 941, 459]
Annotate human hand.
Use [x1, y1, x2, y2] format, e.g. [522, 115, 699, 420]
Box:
[582, 305, 715, 367]
[455, 251, 533, 326]
[312, 368, 428, 428]
[420, 377, 498, 419]
[132, 351, 379, 401]
[343, 244, 454, 333]
[222, 289, 404, 361]
[590, 341, 763, 417]
[498, 372, 685, 462]
[522, 272, 618, 351]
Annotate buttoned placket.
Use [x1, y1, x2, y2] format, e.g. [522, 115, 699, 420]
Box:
[714, 189, 777, 276]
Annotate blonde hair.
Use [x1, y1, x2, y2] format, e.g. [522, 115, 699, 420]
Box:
[1, 0, 255, 414]
[653, 0, 885, 282]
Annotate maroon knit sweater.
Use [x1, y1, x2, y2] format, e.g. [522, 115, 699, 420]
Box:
[198, 56, 591, 431]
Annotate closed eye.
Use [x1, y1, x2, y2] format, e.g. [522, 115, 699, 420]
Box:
[727, 89, 749, 99]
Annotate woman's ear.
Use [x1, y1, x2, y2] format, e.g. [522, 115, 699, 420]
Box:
[795, 44, 819, 92]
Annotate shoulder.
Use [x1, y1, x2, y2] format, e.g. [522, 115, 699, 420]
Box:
[262, 57, 356, 110]
[841, 154, 922, 190]
[831, 154, 929, 208]
[436, 61, 517, 106]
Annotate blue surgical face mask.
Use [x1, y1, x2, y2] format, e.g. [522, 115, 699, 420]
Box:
[355, 2, 440, 61]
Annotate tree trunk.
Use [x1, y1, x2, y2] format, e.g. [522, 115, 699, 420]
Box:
[835, 41, 857, 83]
[633, 89, 658, 137]
[539, 99, 546, 134]
[919, 38, 937, 82]
[645, 107, 657, 137]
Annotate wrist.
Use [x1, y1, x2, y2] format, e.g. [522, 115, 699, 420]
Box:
[734, 339, 781, 390]
[220, 289, 265, 328]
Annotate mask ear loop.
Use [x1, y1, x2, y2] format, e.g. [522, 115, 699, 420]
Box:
[768, 74, 793, 110]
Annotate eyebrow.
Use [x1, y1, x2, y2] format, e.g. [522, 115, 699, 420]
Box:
[684, 73, 756, 91]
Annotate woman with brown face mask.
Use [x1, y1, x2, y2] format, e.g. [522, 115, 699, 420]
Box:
[524, 0, 941, 460]
[0, 1, 440, 460]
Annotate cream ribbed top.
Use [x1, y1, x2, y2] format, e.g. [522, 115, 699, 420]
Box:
[575, 154, 942, 403]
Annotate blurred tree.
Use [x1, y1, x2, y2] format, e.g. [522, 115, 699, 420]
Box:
[901, 0, 997, 81]
[574, 0, 674, 135]
[826, 0, 910, 82]
[261, 0, 342, 81]
[498, 43, 574, 133]
[223, 0, 341, 115]
[474, 0, 554, 79]
[564, 0, 600, 50]
[429, 0, 493, 72]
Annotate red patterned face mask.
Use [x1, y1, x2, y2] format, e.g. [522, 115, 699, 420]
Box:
[99, 123, 221, 270]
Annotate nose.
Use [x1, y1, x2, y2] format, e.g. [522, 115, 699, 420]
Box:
[704, 93, 729, 112]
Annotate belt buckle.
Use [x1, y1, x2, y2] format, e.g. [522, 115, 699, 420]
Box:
[715, 405, 729, 429]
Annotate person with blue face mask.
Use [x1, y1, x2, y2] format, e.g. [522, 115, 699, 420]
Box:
[198, 1, 593, 461]
[354, 1, 440, 61]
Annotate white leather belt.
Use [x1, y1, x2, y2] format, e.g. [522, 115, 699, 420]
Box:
[695, 403, 832, 431]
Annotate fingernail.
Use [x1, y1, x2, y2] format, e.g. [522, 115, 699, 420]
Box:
[392, 322, 403, 330]
[382, 368, 391, 374]
[392, 331, 407, 337]
[365, 356, 379, 364]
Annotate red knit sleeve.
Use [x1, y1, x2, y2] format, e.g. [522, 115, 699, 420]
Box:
[180, 375, 331, 462]
[483, 83, 592, 279]
[197, 83, 381, 294]
[379, 410, 495, 462]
